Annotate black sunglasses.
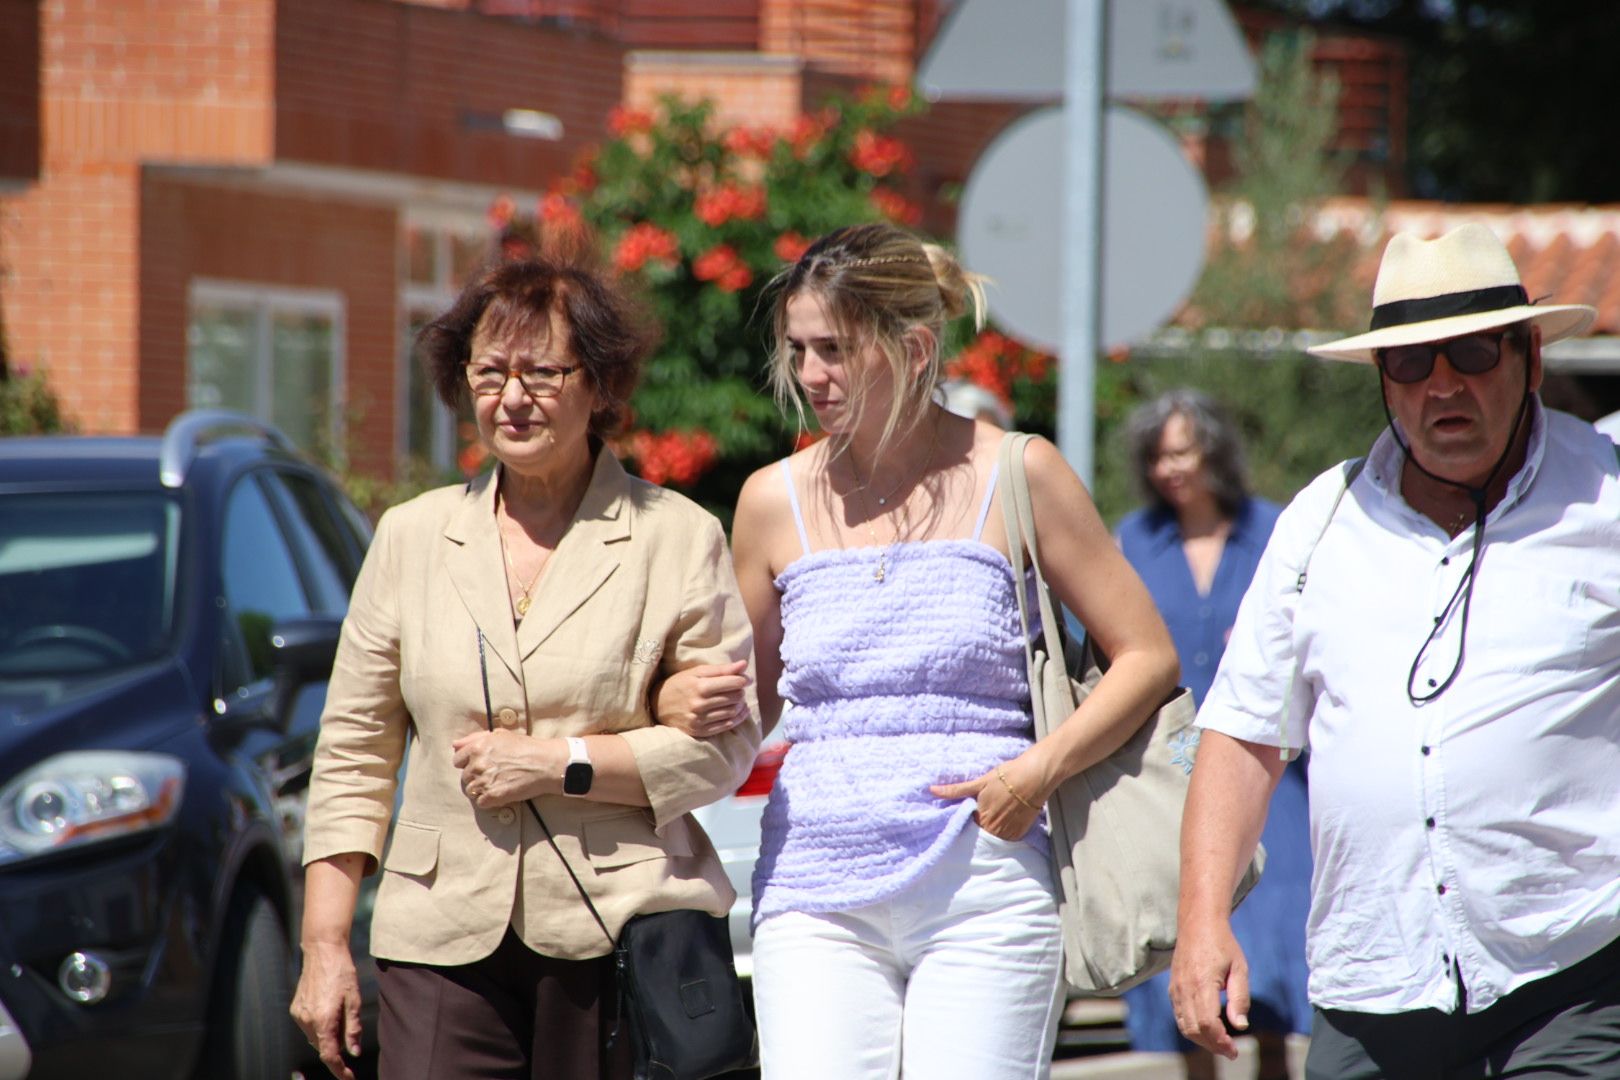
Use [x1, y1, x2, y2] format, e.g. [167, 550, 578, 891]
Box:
[1376, 332, 1507, 385]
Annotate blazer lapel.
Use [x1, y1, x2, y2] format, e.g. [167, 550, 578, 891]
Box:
[516, 449, 633, 661]
[443, 469, 524, 681]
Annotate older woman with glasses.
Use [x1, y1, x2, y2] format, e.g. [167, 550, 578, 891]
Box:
[1115, 389, 1307, 1080]
[290, 257, 759, 1080]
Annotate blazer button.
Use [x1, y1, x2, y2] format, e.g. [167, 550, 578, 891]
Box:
[496, 807, 517, 825]
[497, 707, 519, 728]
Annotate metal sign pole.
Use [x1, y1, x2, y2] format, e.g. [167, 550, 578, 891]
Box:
[1062, 0, 1107, 484]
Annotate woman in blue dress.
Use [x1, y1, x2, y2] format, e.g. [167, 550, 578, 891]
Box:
[1115, 390, 1310, 1080]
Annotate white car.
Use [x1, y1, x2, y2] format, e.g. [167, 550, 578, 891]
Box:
[690, 730, 790, 975]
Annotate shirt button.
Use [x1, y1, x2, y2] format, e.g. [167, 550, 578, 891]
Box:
[496, 807, 516, 825]
[1421, 745, 1431, 756]
[1427, 678, 1437, 688]
[1441, 556, 1451, 566]
[498, 707, 519, 728]
[1194, 652, 1209, 666]
[1437, 883, 1447, 895]
[1426, 817, 1436, 829]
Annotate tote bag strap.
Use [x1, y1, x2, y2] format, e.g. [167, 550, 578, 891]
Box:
[996, 432, 1079, 732]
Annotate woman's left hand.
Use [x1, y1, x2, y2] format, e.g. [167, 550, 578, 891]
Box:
[930, 753, 1049, 841]
[451, 729, 558, 808]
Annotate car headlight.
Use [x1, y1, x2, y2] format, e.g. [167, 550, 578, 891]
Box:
[0, 752, 185, 865]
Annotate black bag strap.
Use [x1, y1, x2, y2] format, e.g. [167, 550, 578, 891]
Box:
[476, 629, 616, 950]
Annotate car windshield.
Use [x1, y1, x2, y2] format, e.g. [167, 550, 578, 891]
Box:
[0, 493, 181, 678]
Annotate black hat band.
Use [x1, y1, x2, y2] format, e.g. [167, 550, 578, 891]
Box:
[1369, 284, 1529, 332]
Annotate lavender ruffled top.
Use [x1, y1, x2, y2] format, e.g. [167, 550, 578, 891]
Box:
[750, 461, 1041, 927]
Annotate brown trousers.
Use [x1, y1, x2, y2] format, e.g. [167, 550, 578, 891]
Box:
[376, 927, 634, 1080]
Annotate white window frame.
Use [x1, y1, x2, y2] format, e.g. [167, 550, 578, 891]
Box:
[398, 211, 490, 469]
[186, 279, 348, 456]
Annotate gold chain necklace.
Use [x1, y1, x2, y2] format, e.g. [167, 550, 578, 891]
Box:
[499, 526, 543, 617]
[844, 420, 940, 583]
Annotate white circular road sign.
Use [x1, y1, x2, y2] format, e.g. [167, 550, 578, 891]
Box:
[957, 104, 1209, 352]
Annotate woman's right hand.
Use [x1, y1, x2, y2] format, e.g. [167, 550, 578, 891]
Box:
[655, 660, 750, 738]
[291, 939, 363, 1080]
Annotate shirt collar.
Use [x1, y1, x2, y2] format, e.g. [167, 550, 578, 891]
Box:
[1364, 396, 1547, 522]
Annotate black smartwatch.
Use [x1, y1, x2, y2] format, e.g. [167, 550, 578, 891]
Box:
[563, 737, 594, 797]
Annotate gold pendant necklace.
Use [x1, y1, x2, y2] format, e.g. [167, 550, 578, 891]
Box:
[500, 529, 543, 617]
[844, 418, 941, 584]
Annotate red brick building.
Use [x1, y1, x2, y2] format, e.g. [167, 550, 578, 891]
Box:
[0, 0, 1462, 476]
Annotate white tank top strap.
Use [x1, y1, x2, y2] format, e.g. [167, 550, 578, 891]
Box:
[971, 461, 1001, 542]
[780, 458, 812, 556]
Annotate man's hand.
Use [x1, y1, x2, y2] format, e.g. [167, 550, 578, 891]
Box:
[1168, 915, 1250, 1060]
[291, 939, 363, 1080]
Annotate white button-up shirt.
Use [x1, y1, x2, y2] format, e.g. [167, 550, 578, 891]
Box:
[1200, 403, 1620, 1014]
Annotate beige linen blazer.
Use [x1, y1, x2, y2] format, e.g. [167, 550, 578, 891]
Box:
[302, 450, 760, 964]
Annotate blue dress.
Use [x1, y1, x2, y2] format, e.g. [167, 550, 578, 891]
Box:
[1116, 498, 1313, 1048]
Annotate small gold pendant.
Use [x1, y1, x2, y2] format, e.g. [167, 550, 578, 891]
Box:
[516, 595, 531, 616]
[874, 554, 887, 583]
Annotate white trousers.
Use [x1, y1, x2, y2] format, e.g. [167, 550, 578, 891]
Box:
[752, 824, 1065, 1080]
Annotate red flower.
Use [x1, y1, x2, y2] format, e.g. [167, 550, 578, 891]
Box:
[538, 193, 581, 226]
[608, 106, 654, 137]
[849, 129, 913, 177]
[691, 245, 753, 292]
[947, 329, 1056, 404]
[723, 126, 776, 158]
[788, 114, 826, 159]
[613, 222, 680, 273]
[887, 83, 913, 111]
[486, 194, 516, 229]
[870, 188, 923, 227]
[774, 231, 810, 263]
[627, 429, 719, 487]
[570, 152, 598, 194]
[694, 183, 768, 228]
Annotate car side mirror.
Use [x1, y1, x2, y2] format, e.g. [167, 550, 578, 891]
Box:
[269, 616, 343, 684]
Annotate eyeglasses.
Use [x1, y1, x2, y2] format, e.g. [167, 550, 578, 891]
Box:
[464, 362, 580, 399]
[1376, 332, 1506, 385]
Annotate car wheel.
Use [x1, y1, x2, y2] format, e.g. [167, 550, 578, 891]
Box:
[197, 889, 302, 1080]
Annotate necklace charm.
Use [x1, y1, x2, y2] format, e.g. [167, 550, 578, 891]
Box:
[874, 552, 887, 583]
[516, 595, 532, 616]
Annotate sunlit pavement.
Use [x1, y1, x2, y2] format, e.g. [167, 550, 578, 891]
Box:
[1052, 1034, 1309, 1080]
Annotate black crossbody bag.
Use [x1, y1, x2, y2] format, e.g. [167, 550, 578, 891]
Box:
[476, 630, 758, 1080]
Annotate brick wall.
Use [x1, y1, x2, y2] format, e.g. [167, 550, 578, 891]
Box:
[760, 0, 919, 83]
[140, 173, 400, 472]
[0, 0, 41, 184]
[624, 52, 804, 130]
[39, 0, 274, 172]
[1, 170, 140, 430]
[275, 0, 625, 188]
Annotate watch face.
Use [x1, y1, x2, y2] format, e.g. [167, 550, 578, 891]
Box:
[563, 761, 594, 796]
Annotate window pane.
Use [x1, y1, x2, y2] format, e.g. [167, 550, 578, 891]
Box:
[405, 311, 440, 463]
[222, 476, 312, 684]
[405, 224, 437, 286]
[267, 471, 360, 613]
[270, 311, 335, 453]
[187, 303, 256, 412]
[450, 233, 493, 286]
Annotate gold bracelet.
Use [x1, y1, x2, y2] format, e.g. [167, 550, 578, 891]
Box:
[995, 766, 1040, 812]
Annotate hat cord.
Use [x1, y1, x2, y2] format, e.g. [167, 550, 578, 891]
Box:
[1376, 357, 1533, 706]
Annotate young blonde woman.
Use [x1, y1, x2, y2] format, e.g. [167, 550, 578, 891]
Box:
[672, 223, 1177, 1078]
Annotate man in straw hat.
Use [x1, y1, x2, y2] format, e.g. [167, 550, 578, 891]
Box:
[1169, 223, 1620, 1077]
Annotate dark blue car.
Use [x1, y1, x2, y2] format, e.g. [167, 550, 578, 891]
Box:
[0, 411, 376, 1079]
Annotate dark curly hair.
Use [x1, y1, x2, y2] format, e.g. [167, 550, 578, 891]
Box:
[1124, 389, 1251, 518]
[417, 258, 654, 440]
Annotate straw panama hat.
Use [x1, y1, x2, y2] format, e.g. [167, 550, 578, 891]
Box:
[1307, 222, 1597, 364]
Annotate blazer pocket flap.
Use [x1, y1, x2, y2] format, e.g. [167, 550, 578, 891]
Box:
[584, 812, 692, 870]
[382, 821, 440, 876]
